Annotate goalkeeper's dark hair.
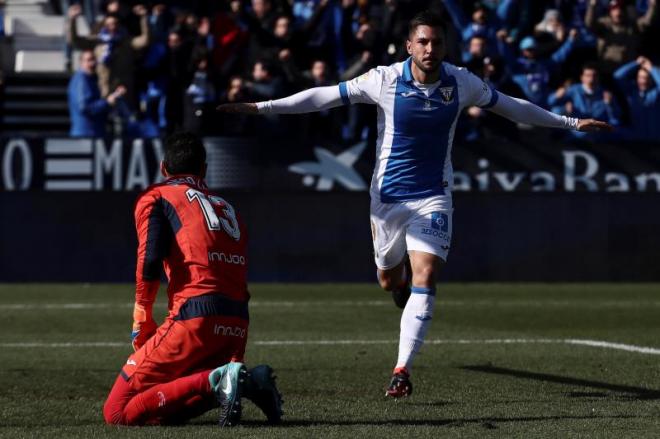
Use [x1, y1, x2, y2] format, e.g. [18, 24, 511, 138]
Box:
[408, 10, 444, 38]
[163, 132, 206, 176]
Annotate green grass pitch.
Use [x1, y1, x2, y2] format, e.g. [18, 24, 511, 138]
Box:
[1, 283, 660, 438]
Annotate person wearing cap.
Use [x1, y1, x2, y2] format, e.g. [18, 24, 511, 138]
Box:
[499, 28, 578, 107]
[585, 0, 657, 75]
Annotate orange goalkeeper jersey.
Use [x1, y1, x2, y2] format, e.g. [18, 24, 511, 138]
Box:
[133, 175, 249, 314]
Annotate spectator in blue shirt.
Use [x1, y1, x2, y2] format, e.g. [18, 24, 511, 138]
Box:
[548, 62, 621, 139]
[442, 0, 509, 62]
[500, 29, 578, 107]
[614, 56, 660, 141]
[67, 50, 126, 137]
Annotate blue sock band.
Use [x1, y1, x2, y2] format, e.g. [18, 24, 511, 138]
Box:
[411, 286, 436, 296]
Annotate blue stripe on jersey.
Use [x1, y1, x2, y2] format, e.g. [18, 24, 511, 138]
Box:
[338, 82, 350, 105]
[142, 198, 175, 280]
[481, 87, 499, 109]
[380, 62, 460, 203]
[161, 198, 182, 233]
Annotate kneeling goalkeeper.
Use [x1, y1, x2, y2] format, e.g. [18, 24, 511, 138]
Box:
[103, 132, 282, 427]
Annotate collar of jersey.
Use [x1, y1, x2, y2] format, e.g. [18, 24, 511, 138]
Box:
[165, 174, 208, 190]
[402, 57, 447, 85]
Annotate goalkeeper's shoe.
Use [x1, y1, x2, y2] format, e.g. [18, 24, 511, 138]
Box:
[209, 362, 247, 427]
[245, 365, 283, 424]
[385, 367, 413, 398]
[391, 257, 412, 309]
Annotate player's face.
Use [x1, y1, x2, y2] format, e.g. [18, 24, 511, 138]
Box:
[407, 25, 445, 74]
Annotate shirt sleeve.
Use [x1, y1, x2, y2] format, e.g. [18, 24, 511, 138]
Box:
[461, 68, 499, 109]
[339, 67, 385, 105]
[487, 91, 579, 130]
[134, 191, 171, 308]
[257, 86, 345, 114]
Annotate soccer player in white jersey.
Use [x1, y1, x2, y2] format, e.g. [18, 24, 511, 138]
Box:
[217, 10, 612, 398]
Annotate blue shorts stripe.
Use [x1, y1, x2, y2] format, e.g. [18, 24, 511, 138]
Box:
[338, 82, 350, 105]
[411, 286, 436, 296]
[480, 88, 499, 109]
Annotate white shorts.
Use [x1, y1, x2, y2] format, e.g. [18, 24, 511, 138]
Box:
[370, 195, 453, 270]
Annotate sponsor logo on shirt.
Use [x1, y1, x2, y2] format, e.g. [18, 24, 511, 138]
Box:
[214, 325, 247, 338]
[208, 251, 246, 265]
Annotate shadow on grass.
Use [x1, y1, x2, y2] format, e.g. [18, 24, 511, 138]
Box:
[5, 414, 648, 429]
[239, 413, 644, 428]
[460, 364, 660, 400]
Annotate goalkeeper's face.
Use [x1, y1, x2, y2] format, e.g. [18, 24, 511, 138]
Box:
[407, 25, 445, 74]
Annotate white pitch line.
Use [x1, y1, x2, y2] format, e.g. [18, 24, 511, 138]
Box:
[3, 300, 660, 310]
[0, 342, 126, 348]
[1, 339, 659, 355]
[564, 339, 660, 355]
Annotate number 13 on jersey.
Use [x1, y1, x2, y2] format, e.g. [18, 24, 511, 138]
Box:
[186, 188, 241, 240]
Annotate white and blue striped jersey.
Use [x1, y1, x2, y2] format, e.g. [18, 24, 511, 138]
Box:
[338, 58, 498, 203]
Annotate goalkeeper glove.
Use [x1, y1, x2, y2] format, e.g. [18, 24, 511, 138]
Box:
[131, 303, 157, 351]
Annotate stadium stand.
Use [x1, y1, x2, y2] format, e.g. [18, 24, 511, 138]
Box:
[0, 0, 657, 140]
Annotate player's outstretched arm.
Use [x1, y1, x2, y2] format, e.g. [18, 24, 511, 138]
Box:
[487, 91, 613, 132]
[217, 86, 345, 115]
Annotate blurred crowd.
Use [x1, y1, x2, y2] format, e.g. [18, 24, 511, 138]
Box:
[64, 0, 660, 144]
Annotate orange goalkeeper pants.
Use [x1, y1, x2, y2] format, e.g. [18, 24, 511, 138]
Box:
[103, 294, 249, 425]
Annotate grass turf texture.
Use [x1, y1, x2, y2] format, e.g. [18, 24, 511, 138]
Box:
[1, 284, 660, 438]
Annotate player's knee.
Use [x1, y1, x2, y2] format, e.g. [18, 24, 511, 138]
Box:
[378, 273, 397, 291]
[412, 265, 436, 287]
[103, 397, 125, 425]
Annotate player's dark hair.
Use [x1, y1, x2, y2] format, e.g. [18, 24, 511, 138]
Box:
[408, 10, 444, 37]
[163, 132, 206, 176]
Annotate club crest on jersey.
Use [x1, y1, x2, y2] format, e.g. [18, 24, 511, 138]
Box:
[439, 86, 454, 105]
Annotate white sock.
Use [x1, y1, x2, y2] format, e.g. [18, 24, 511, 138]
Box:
[395, 287, 436, 373]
